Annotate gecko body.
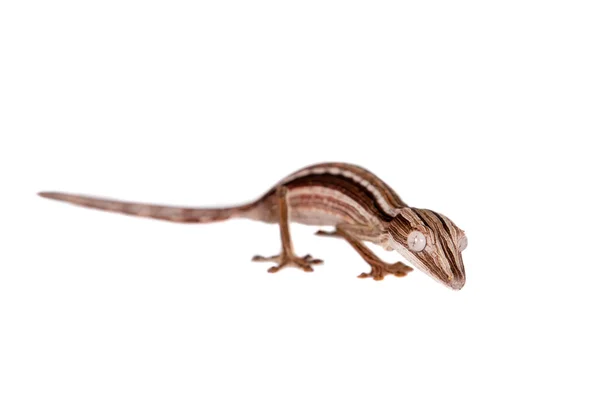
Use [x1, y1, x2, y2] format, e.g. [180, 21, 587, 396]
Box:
[39, 162, 467, 290]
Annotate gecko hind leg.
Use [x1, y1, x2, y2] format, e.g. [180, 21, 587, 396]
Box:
[251, 186, 323, 273]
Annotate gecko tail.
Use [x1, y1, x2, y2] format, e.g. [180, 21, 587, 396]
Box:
[37, 192, 252, 224]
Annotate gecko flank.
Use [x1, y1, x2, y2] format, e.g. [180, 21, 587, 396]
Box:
[39, 162, 468, 290]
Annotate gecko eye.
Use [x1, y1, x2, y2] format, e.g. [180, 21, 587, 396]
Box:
[459, 235, 468, 252]
[407, 231, 427, 252]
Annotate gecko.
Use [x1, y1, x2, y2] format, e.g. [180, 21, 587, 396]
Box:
[38, 162, 467, 290]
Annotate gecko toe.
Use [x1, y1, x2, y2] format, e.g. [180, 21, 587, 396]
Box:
[253, 254, 280, 263]
[302, 254, 324, 264]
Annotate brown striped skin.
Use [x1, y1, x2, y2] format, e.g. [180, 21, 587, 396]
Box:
[38, 162, 467, 290]
[387, 208, 466, 290]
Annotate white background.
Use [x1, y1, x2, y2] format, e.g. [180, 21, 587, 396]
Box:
[1, 1, 599, 399]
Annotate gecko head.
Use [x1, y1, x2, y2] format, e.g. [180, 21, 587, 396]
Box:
[388, 208, 467, 290]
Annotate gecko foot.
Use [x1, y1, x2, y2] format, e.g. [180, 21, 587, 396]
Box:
[252, 253, 323, 273]
[358, 262, 413, 280]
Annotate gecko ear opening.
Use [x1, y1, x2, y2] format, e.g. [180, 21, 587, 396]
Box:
[407, 231, 427, 252]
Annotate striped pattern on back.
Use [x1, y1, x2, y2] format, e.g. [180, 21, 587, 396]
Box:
[255, 163, 407, 227]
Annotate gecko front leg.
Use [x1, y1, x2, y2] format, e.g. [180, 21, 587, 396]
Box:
[318, 224, 413, 280]
[252, 186, 323, 273]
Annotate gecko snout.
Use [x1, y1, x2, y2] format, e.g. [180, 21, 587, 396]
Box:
[449, 275, 466, 290]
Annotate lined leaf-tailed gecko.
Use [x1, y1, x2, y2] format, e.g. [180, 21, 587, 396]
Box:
[39, 162, 468, 289]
